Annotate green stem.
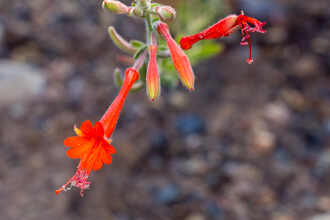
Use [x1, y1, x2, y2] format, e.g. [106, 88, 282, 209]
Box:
[145, 13, 153, 45]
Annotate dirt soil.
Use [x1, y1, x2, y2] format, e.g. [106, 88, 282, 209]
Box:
[0, 0, 330, 220]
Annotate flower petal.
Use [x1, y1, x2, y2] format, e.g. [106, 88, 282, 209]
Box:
[66, 141, 93, 159]
[94, 122, 105, 137]
[80, 120, 94, 136]
[64, 136, 91, 148]
[103, 141, 116, 154]
[93, 158, 103, 171]
[101, 149, 113, 164]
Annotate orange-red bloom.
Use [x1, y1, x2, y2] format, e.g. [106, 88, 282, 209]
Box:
[180, 12, 266, 64]
[156, 21, 195, 91]
[56, 67, 139, 196]
[146, 45, 160, 101]
[100, 68, 139, 138]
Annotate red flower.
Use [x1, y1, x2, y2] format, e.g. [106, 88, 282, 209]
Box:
[156, 21, 195, 90]
[180, 12, 266, 64]
[146, 45, 160, 101]
[56, 68, 139, 196]
[100, 68, 139, 138]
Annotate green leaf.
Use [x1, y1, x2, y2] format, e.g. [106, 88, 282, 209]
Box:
[130, 81, 145, 92]
[130, 40, 145, 48]
[139, 62, 147, 83]
[187, 41, 223, 65]
[113, 68, 123, 88]
[150, 3, 160, 8]
[134, 45, 147, 59]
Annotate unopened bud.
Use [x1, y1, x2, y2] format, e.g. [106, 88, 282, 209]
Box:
[129, 6, 144, 17]
[103, 0, 129, 14]
[154, 6, 176, 22]
[136, 0, 151, 8]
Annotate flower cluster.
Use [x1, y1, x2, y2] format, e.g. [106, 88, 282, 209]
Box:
[57, 0, 266, 196]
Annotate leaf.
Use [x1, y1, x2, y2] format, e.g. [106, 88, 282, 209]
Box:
[187, 41, 223, 65]
[130, 40, 145, 48]
[113, 68, 123, 88]
[134, 45, 147, 59]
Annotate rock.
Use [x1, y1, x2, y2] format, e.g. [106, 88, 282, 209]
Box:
[206, 201, 225, 220]
[293, 55, 320, 78]
[309, 213, 330, 220]
[206, 169, 231, 193]
[67, 77, 84, 104]
[264, 102, 291, 125]
[0, 60, 45, 106]
[175, 114, 206, 136]
[324, 119, 330, 134]
[266, 27, 287, 44]
[183, 158, 208, 175]
[149, 130, 169, 156]
[0, 20, 7, 57]
[185, 213, 205, 220]
[252, 129, 276, 153]
[152, 184, 182, 205]
[169, 91, 189, 109]
[311, 150, 330, 179]
[0, 20, 4, 46]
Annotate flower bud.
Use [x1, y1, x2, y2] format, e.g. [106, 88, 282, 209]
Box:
[103, 0, 129, 14]
[146, 45, 160, 101]
[154, 6, 176, 22]
[136, 0, 151, 8]
[128, 6, 144, 17]
[156, 22, 195, 91]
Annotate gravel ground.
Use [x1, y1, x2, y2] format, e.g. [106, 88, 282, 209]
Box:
[0, 0, 330, 220]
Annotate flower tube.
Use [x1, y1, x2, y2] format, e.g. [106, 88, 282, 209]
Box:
[56, 67, 139, 196]
[156, 21, 195, 90]
[180, 12, 266, 64]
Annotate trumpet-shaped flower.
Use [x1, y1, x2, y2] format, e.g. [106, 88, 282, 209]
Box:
[56, 68, 139, 196]
[156, 21, 195, 90]
[180, 12, 266, 64]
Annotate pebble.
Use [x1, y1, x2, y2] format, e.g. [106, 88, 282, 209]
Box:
[152, 184, 182, 205]
[183, 158, 208, 175]
[176, 114, 206, 136]
[266, 27, 287, 44]
[0, 20, 4, 46]
[264, 102, 291, 125]
[309, 213, 330, 220]
[185, 213, 205, 220]
[206, 201, 225, 220]
[324, 119, 330, 134]
[311, 150, 330, 179]
[0, 60, 45, 106]
[293, 55, 320, 78]
[169, 91, 189, 109]
[149, 130, 169, 156]
[252, 129, 276, 153]
[67, 77, 84, 103]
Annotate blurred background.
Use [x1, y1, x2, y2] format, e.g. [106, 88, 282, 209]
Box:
[0, 0, 330, 219]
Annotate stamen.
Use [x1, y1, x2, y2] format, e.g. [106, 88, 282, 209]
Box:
[247, 37, 253, 64]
